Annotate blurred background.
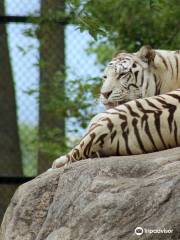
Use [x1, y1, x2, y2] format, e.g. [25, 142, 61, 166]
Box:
[0, 0, 179, 222]
[0, 0, 102, 222]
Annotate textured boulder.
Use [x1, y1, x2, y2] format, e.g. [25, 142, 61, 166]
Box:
[1, 147, 180, 240]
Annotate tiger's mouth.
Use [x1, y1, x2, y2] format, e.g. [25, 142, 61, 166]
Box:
[103, 100, 127, 109]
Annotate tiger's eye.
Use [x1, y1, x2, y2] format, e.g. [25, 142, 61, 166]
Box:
[117, 72, 126, 79]
[132, 63, 137, 68]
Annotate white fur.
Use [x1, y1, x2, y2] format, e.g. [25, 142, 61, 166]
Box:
[100, 47, 180, 109]
[52, 155, 68, 169]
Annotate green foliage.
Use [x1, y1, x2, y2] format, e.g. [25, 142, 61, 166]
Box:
[34, 68, 100, 159]
[21, 0, 180, 168]
[19, 124, 38, 176]
[66, 0, 180, 61]
[39, 70, 101, 130]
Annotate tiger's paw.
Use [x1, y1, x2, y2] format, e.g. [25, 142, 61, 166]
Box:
[52, 155, 69, 169]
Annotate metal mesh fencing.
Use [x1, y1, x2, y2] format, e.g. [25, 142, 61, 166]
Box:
[0, 0, 100, 222]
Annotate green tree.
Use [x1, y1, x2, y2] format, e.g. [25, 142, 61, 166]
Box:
[66, 0, 180, 62]
[46, 0, 180, 132]
[0, 0, 22, 223]
[38, 0, 66, 173]
[0, 1, 22, 175]
[19, 124, 38, 176]
[24, 0, 180, 170]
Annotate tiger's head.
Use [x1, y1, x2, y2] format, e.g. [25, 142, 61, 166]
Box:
[100, 46, 156, 109]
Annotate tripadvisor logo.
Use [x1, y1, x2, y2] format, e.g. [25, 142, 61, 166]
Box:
[134, 227, 143, 236]
[134, 226, 173, 236]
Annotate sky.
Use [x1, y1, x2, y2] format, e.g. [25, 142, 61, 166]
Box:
[5, 0, 101, 127]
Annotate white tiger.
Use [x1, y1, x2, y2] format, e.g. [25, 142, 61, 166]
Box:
[52, 89, 180, 168]
[101, 46, 180, 109]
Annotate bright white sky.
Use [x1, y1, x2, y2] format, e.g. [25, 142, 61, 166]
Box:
[5, 0, 100, 126]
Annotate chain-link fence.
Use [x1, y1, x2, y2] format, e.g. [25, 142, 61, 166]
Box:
[0, 0, 101, 222]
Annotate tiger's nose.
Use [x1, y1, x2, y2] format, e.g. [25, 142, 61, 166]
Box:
[101, 91, 112, 99]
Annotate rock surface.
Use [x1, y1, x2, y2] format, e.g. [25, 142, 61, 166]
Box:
[1, 147, 180, 240]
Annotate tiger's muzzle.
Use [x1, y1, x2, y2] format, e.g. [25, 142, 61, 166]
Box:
[103, 100, 127, 109]
[100, 88, 142, 109]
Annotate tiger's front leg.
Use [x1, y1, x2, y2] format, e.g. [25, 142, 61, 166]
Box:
[52, 155, 69, 169]
[51, 120, 110, 169]
[51, 133, 98, 169]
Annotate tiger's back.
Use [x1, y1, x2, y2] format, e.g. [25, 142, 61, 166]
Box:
[52, 89, 180, 168]
[84, 89, 180, 157]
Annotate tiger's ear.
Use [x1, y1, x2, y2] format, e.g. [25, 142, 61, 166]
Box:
[137, 45, 155, 64]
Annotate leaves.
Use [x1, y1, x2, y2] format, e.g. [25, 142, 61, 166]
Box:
[21, 0, 180, 158]
[64, 0, 180, 51]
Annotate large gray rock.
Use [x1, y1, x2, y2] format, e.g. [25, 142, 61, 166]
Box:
[1, 147, 180, 240]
